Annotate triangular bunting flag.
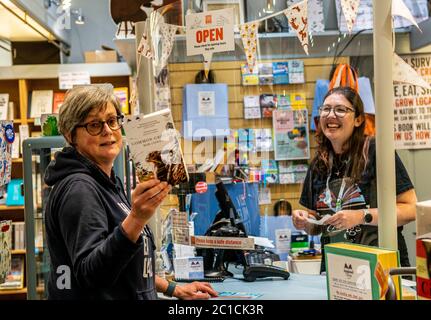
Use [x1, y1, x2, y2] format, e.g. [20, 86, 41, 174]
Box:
[239, 22, 259, 74]
[284, 0, 309, 55]
[392, 0, 421, 32]
[137, 29, 154, 59]
[157, 23, 178, 77]
[341, 0, 360, 34]
[203, 52, 213, 79]
[393, 53, 431, 89]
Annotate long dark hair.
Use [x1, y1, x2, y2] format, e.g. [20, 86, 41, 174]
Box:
[314, 86, 370, 182]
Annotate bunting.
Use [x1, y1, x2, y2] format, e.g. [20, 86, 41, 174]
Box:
[157, 23, 178, 76]
[392, 0, 421, 31]
[393, 53, 431, 90]
[284, 0, 309, 55]
[340, 0, 360, 33]
[239, 22, 259, 73]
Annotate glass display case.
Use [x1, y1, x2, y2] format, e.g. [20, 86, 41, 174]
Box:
[22, 136, 129, 300]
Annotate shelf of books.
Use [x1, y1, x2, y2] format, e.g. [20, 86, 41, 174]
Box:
[0, 63, 131, 300]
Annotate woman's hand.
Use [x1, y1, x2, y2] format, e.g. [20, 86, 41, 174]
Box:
[324, 210, 363, 230]
[292, 210, 310, 230]
[122, 179, 171, 242]
[129, 179, 171, 224]
[174, 282, 218, 300]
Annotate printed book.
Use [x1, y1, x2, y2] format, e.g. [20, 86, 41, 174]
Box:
[123, 108, 189, 186]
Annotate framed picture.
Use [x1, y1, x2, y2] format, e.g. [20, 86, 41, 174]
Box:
[202, 0, 245, 25]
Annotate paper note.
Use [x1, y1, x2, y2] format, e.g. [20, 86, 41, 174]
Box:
[306, 214, 332, 225]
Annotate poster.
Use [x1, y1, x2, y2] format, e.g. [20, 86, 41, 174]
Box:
[393, 53, 431, 149]
[273, 109, 310, 160]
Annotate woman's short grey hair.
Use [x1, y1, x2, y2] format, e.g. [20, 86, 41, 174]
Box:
[58, 84, 122, 144]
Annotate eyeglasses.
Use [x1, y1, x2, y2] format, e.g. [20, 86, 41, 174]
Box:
[76, 115, 124, 136]
[319, 105, 355, 118]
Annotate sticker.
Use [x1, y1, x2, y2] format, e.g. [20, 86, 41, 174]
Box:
[195, 181, 208, 194]
[4, 124, 14, 143]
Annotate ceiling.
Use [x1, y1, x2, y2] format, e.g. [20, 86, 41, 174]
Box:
[0, 0, 54, 42]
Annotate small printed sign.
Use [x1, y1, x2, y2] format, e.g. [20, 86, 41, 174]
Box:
[59, 71, 91, 90]
[195, 181, 208, 194]
[186, 8, 235, 57]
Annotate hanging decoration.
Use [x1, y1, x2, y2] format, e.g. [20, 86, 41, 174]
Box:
[340, 0, 360, 34]
[393, 53, 431, 90]
[284, 0, 309, 55]
[185, 8, 235, 78]
[137, 29, 154, 59]
[239, 22, 259, 74]
[391, 0, 421, 32]
[156, 22, 178, 76]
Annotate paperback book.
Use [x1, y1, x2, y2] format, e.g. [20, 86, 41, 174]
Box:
[273, 109, 310, 160]
[241, 63, 259, 86]
[123, 108, 189, 186]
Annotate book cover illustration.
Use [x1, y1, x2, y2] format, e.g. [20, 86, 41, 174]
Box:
[52, 92, 65, 114]
[241, 63, 259, 86]
[258, 63, 274, 85]
[261, 159, 278, 184]
[123, 108, 189, 186]
[277, 94, 291, 109]
[6, 179, 24, 206]
[254, 128, 273, 152]
[30, 90, 53, 118]
[0, 255, 24, 290]
[113, 87, 129, 114]
[0, 220, 12, 284]
[273, 62, 289, 85]
[288, 60, 305, 84]
[416, 234, 431, 300]
[260, 94, 277, 118]
[273, 109, 310, 160]
[41, 114, 60, 136]
[0, 121, 13, 188]
[243, 95, 261, 119]
[291, 92, 307, 109]
[278, 161, 309, 184]
[0, 94, 9, 120]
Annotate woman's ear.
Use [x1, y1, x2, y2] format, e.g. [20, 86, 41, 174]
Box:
[354, 114, 365, 127]
[64, 132, 73, 146]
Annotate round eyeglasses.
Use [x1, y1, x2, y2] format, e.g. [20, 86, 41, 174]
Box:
[76, 115, 124, 136]
[319, 105, 355, 118]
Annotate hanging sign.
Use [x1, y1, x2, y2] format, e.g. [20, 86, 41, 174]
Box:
[393, 53, 431, 150]
[186, 8, 235, 57]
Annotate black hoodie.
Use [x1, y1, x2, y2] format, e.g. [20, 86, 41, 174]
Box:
[44, 147, 157, 300]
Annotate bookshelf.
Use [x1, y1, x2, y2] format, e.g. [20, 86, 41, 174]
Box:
[0, 62, 131, 300]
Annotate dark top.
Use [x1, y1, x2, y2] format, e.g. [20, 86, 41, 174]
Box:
[299, 138, 414, 271]
[44, 147, 157, 300]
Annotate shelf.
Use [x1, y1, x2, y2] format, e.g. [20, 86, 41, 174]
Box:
[11, 249, 26, 255]
[0, 205, 25, 211]
[0, 63, 131, 80]
[0, 288, 26, 295]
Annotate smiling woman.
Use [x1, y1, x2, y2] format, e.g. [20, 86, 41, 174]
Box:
[43, 84, 217, 300]
[292, 86, 417, 274]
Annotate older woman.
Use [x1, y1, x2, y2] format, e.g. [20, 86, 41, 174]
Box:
[44, 84, 217, 299]
[292, 86, 417, 272]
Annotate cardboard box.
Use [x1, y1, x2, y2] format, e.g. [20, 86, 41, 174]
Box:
[325, 243, 400, 300]
[84, 50, 117, 63]
[417, 233, 431, 300]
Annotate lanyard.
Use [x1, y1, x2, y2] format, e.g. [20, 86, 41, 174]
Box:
[323, 152, 350, 213]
